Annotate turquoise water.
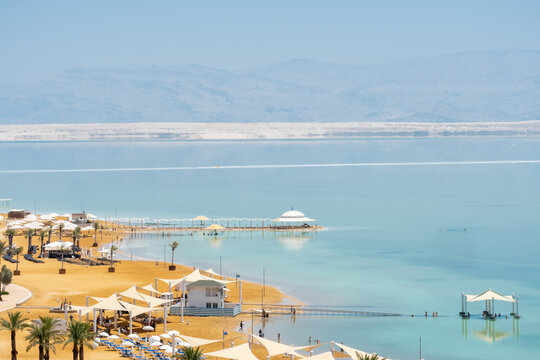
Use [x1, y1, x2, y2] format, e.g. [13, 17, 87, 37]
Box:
[1, 138, 540, 359]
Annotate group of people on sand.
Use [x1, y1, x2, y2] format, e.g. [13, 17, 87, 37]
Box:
[60, 298, 72, 310]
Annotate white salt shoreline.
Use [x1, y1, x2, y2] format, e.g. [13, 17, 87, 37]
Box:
[1, 121, 540, 142]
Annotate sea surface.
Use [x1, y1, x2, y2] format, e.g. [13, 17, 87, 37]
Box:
[1, 138, 540, 360]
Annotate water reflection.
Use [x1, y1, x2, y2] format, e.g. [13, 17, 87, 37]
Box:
[462, 318, 519, 343]
[277, 232, 316, 251]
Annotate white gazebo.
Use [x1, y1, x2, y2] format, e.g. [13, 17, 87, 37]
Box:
[461, 289, 519, 318]
[273, 209, 315, 224]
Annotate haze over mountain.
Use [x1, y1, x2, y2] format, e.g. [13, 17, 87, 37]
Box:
[1, 50, 539, 124]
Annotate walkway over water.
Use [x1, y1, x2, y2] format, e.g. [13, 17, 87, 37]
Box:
[244, 304, 402, 317]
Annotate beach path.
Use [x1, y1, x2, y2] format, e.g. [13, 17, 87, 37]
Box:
[0, 283, 33, 312]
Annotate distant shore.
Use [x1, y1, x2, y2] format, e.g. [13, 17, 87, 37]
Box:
[1, 121, 540, 142]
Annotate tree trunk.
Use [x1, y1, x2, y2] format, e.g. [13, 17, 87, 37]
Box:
[10, 330, 17, 360]
[44, 346, 49, 360]
[40, 236, 44, 257]
[79, 343, 84, 360]
[9, 235, 13, 248]
[72, 343, 79, 360]
[27, 235, 32, 254]
[38, 345, 44, 360]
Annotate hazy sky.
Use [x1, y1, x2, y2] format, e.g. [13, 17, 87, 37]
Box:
[1, 0, 539, 81]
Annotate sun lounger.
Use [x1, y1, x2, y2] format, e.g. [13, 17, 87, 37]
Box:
[3, 254, 18, 263]
[23, 254, 45, 263]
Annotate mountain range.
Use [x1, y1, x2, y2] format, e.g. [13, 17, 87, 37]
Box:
[1, 50, 539, 124]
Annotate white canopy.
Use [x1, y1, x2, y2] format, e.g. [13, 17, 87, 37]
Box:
[118, 300, 153, 317]
[70, 305, 94, 316]
[305, 352, 335, 360]
[140, 283, 162, 294]
[204, 268, 222, 278]
[252, 335, 305, 357]
[161, 269, 231, 289]
[44, 241, 73, 251]
[334, 342, 382, 360]
[205, 343, 259, 360]
[119, 286, 148, 302]
[179, 334, 223, 347]
[466, 289, 515, 303]
[273, 209, 315, 223]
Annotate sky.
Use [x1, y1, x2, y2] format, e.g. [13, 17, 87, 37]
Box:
[1, 0, 539, 82]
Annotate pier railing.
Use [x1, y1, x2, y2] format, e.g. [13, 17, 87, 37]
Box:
[243, 304, 401, 317]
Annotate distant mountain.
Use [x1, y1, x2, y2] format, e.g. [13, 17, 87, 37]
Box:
[0, 50, 539, 124]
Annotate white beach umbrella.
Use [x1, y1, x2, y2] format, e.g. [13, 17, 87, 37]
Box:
[122, 340, 134, 347]
[25, 214, 38, 222]
[128, 333, 139, 339]
[176, 341, 191, 347]
[8, 225, 24, 230]
[150, 341, 162, 347]
[94, 337, 101, 343]
[168, 330, 180, 336]
[87, 213, 97, 220]
[142, 325, 154, 331]
[149, 335, 161, 343]
[160, 344, 172, 350]
[99, 332, 109, 337]
[25, 222, 44, 230]
[160, 333, 171, 339]
[107, 335, 120, 340]
[165, 347, 174, 354]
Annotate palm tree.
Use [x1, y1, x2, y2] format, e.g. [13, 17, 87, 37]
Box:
[92, 222, 99, 247]
[46, 226, 52, 245]
[0, 240, 7, 264]
[25, 321, 46, 360]
[4, 229, 16, 249]
[64, 320, 94, 360]
[11, 247, 23, 274]
[38, 230, 47, 257]
[169, 240, 179, 268]
[23, 228, 35, 254]
[356, 352, 387, 360]
[42, 316, 64, 360]
[109, 245, 118, 269]
[0, 311, 29, 360]
[73, 227, 81, 251]
[58, 223, 64, 242]
[59, 243, 69, 273]
[175, 346, 204, 360]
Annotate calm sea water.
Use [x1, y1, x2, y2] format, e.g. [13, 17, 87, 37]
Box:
[1, 138, 540, 360]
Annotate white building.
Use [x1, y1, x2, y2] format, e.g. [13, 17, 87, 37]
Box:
[187, 279, 227, 308]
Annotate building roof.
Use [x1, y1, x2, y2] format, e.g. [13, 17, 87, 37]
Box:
[187, 279, 225, 288]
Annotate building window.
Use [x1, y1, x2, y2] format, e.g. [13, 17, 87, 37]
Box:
[206, 303, 212, 308]
[213, 303, 218, 308]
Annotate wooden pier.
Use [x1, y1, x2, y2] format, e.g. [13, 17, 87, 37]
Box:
[244, 304, 401, 317]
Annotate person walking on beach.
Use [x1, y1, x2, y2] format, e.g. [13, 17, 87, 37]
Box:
[239, 321, 243, 332]
[278, 333, 280, 343]
[309, 336, 311, 344]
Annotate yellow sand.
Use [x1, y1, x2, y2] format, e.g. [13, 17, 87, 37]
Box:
[0, 221, 301, 359]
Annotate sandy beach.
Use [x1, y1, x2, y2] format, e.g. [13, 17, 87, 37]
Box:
[1, 121, 540, 142]
[0, 219, 299, 360]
